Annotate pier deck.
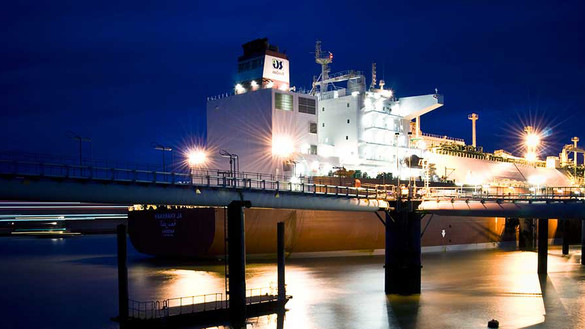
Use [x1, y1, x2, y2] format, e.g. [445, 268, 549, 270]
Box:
[123, 291, 291, 328]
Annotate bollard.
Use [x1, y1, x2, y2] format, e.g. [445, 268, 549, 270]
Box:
[488, 319, 499, 328]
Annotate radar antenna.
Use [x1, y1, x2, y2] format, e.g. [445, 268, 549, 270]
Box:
[314, 40, 332, 95]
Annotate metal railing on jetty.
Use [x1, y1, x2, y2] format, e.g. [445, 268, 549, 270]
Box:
[418, 186, 585, 202]
[128, 287, 277, 320]
[1, 152, 582, 203]
[0, 153, 396, 201]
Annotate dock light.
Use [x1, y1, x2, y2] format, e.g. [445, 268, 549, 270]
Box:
[272, 135, 294, 158]
[187, 149, 207, 167]
[235, 83, 245, 94]
[525, 133, 540, 148]
[523, 126, 541, 161]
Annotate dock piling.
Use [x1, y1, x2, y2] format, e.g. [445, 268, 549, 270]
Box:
[581, 220, 585, 265]
[538, 218, 548, 275]
[116, 224, 129, 323]
[562, 220, 569, 255]
[277, 221, 285, 302]
[227, 200, 251, 329]
[385, 201, 422, 295]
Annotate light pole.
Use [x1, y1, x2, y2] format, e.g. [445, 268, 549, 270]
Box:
[468, 113, 478, 149]
[66, 131, 91, 166]
[570, 137, 580, 182]
[523, 126, 540, 163]
[407, 131, 413, 197]
[220, 150, 239, 179]
[152, 143, 173, 172]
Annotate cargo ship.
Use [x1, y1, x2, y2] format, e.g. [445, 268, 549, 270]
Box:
[128, 38, 579, 258]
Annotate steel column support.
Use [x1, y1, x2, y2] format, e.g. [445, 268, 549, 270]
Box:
[385, 202, 421, 295]
[277, 222, 286, 302]
[538, 218, 548, 275]
[562, 220, 569, 255]
[116, 224, 129, 323]
[227, 200, 251, 328]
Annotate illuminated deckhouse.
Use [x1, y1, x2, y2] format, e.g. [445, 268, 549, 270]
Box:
[206, 39, 572, 187]
[206, 38, 444, 179]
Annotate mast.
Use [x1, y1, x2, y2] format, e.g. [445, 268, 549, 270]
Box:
[315, 40, 332, 97]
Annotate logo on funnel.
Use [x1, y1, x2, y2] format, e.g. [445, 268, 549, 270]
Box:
[272, 59, 283, 70]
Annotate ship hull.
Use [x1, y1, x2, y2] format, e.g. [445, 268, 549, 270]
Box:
[127, 207, 538, 258]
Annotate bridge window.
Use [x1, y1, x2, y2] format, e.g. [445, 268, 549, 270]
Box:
[275, 93, 293, 111]
[309, 122, 317, 134]
[299, 97, 316, 114]
[310, 145, 317, 155]
[347, 119, 350, 124]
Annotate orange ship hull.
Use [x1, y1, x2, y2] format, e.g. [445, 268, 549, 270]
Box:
[127, 207, 551, 258]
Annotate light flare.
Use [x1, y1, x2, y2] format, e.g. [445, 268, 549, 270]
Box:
[272, 135, 295, 158]
[186, 148, 207, 167]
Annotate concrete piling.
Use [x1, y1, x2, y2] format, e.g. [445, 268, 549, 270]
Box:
[562, 220, 569, 255]
[277, 222, 286, 303]
[581, 220, 585, 265]
[227, 201, 250, 328]
[385, 201, 422, 295]
[538, 218, 548, 275]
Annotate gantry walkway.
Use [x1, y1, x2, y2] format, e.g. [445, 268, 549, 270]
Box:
[1, 155, 585, 217]
[0, 157, 388, 211]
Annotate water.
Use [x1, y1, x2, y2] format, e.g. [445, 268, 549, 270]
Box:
[1, 235, 585, 329]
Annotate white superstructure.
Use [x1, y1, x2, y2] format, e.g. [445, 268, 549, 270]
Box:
[207, 39, 444, 179]
[206, 39, 572, 188]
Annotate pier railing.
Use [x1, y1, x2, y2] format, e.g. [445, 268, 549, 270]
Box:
[1, 153, 583, 203]
[420, 186, 585, 202]
[127, 287, 277, 320]
[0, 157, 396, 201]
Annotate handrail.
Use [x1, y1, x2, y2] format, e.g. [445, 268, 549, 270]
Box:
[127, 286, 278, 320]
[421, 132, 465, 143]
[1, 158, 583, 203]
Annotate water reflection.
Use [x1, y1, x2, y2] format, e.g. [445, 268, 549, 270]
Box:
[3, 236, 585, 329]
[126, 250, 584, 329]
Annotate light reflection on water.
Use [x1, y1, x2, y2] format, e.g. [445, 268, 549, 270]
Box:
[2, 236, 585, 328]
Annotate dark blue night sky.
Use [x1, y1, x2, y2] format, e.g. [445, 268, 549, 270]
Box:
[1, 0, 584, 166]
